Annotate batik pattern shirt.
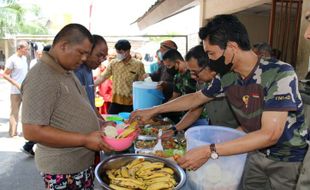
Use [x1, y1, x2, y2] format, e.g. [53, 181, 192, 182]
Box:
[101, 58, 145, 105]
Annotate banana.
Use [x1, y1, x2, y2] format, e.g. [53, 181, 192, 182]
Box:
[136, 169, 154, 178]
[117, 127, 136, 139]
[146, 181, 174, 190]
[113, 178, 145, 186]
[117, 122, 138, 139]
[145, 177, 175, 185]
[106, 159, 177, 190]
[107, 170, 116, 179]
[142, 173, 168, 180]
[114, 169, 122, 178]
[121, 167, 130, 178]
[126, 158, 145, 169]
[158, 167, 174, 175]
[137, 162, 164, 174]
[112, 178, 146, 189]
[129, 161, 152, 178]
[109, 184, 133, 190]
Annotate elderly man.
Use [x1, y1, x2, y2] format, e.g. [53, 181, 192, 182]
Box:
[2, 40, 29, 137]
[21, 23, 112, 190]
[130, 15, 308, 189]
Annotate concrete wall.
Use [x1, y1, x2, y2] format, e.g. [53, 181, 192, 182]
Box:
[236, 13, 270, 46]
[202, 0, 270, 20]
[296, 1, 310, 79]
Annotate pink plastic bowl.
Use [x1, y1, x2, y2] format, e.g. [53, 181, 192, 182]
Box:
[102, 130, 138, 151]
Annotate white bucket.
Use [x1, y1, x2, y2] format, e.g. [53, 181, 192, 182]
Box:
[185, 126, 247, 190]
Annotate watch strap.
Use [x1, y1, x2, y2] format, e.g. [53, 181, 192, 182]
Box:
[210, 143, 216, 152]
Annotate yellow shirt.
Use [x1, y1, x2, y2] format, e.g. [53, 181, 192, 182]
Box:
[101, 58, 145, 105]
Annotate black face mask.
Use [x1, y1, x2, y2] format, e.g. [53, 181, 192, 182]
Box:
[209, 54, 233, 76]
[166, 66, 178, 76]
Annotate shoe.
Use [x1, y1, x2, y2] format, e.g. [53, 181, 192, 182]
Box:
[20, 147, 35, 157]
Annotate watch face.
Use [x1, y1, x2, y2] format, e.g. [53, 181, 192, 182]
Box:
[211, 152, 219, 159]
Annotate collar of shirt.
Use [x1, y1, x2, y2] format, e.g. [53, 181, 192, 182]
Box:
[117, 57, 135, 66]
[41, 52, 71, 75]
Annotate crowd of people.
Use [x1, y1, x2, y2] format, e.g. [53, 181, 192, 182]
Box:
[0, 12, 309, 190]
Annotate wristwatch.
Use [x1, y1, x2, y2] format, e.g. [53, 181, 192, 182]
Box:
[170, 126, 178, 135]
[210, 143, 219, 159]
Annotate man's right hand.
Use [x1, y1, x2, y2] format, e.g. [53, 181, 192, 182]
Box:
[84, 131, 113, 152]
[156, 81, 167, 91]
[142, 73, 150, 79]
[161, 129, 174, 139]
[129, 108, 157, 124]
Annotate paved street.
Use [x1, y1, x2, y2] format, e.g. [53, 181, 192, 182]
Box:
[0, 78, 101, 189]
[0, 78, 44, 189]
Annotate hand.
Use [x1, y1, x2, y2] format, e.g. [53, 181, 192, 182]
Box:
[83, 131, 112, 152]
[142, 73, 150, 80]
[177, 145, 210, 171]
[129, 108, 156, 124]
[161, 129, 174, 139]
[156, 81, 167, 91]
[16, 84, 21, 90]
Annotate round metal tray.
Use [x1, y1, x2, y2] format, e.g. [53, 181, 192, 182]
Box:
[95, 153, 186, 190]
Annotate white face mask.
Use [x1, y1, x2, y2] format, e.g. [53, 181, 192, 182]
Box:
[116, 53, 125, 61]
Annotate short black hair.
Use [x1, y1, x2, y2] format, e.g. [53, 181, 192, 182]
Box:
[52, 23, 93, 46]
[162, 49, 184, 62]
[43, 45, 51, 51]
[257, 42, 272, 54]
[115, 39, 131, 51]
[253, 43, 261, 49]
[185, 45, 209, 68]
[91, 34, 107, 52]
[199, 14, 251, 51]
[185, 45, 205, 62]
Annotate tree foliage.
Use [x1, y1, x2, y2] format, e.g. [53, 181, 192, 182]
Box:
[0, 0, 49, 37]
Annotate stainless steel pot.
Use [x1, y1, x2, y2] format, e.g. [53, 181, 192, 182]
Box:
[95, 153, 186, 190]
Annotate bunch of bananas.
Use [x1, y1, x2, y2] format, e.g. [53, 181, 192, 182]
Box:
[106, 158, 177, 190]
[117, 122, 138, 139]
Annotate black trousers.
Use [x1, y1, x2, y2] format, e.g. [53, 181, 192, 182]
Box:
[108, 103, 133, 114]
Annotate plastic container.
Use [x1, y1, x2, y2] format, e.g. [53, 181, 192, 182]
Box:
[184, 126, 247, 190]
[105, 115, 124, 125]
[95, 96, 104, 107]
[133, 81, 164, 110]
[102, 128, 138, 151]
[118, 112, 131, 120]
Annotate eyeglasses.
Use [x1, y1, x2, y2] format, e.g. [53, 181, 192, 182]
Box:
[190, 66, 206, 78]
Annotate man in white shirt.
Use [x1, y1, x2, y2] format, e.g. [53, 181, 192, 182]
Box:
[2, 40, 29, 137]
[29, 45, 43, 69]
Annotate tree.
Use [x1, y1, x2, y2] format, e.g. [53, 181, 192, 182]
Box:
[0, 0, 48, 37]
